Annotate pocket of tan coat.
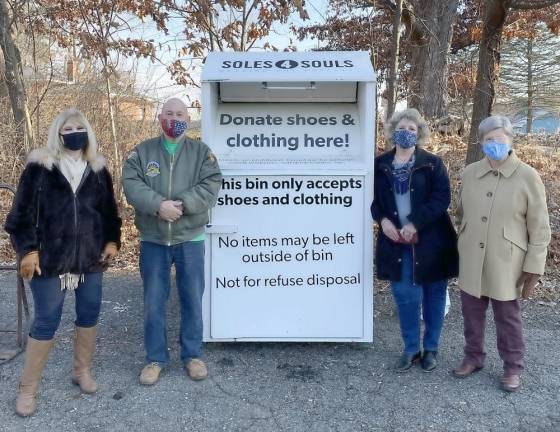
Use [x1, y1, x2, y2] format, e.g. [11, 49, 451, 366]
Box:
[503, 227, 528, 252]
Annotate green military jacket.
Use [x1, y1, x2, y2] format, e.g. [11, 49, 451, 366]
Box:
[122, 135, 222, 245]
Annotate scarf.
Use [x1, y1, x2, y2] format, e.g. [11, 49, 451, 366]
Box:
[57, 153, 87, 290]
[392, 155, 415, 195]
[58, 153, 87, 193]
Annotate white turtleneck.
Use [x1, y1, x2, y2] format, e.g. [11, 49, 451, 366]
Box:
[58, 152, 87, 192]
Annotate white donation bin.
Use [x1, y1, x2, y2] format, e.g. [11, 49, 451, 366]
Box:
[201, 51, 376, 342]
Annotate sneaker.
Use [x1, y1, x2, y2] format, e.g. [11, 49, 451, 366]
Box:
[185, 358, 208, 381]
[139, 362, 162, 385]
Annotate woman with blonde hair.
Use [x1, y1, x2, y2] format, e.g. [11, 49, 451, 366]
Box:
[371, 108, 458, 373]
[5, 108, 121, 416]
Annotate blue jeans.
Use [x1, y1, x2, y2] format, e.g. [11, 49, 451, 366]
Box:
[390, 248, 447, 354]
[29, 272, 103, 340]
[139, 240, 205, 364]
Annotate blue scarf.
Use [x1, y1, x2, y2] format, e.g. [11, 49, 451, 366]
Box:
[392, 155, 415, 195]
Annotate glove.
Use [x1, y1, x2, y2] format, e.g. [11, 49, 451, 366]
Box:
[100, 242, 118, 263]
[20, 251, 41, 280]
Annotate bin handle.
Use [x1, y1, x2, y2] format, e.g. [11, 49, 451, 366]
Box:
[262, 82, 316, 90]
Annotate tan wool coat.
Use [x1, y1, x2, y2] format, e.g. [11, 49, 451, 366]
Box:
[457, 152, 551, 301]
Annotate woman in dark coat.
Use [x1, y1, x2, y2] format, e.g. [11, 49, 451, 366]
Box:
[371, 108, 458, 372]
[5, 108, 121, 417]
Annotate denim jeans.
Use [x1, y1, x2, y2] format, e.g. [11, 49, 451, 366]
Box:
[29, 272, 103, 340]
[139, 240, 205, 364]
[390, 248, 447, 354]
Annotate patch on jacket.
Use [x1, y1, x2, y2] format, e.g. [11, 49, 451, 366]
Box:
[146, 161, 160, 177]
[207, 151, 217, 164]
[126, 150, 138, 160]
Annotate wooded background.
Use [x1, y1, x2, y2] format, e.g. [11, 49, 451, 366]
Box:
[0, 0, 559, 282]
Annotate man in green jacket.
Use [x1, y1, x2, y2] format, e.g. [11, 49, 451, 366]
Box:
[123, 98, 222, 385]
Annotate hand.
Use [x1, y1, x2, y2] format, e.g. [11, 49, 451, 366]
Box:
[158, 200, 183, 222]
[173, 200, 183, 212]
[20, 251, 41, 280]
[400, 223, 417, 243]
[100, 242, 118, 263]
[381, 218, 400, 242]
[518, 272, 540, 299]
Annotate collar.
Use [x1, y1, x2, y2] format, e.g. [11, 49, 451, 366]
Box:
[159, 134, 187, 158]
[475, 152, 521, 178]
[160, 133, 186, 145]
[378, 147, 433, 171]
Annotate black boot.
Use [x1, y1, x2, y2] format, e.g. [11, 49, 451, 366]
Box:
[395, 351, 421, 372]
[421, 351, 438, 372]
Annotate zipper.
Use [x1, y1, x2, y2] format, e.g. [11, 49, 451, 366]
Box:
[73, 192, 78, 266]
[408, 165, 423, 285]
[36, 180, 42, 251]
[71, 168, 89, 269]
[167, 153, 175, 246]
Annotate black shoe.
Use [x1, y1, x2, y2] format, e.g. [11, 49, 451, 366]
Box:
[395, 351, 421, 372]
[421, 351, 438, 372]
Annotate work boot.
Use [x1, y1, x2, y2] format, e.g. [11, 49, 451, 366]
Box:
[185, 358, 208, 381]
[395, 352, 421, 373]
[139, 362, 162, 385]
[15, 337, 54, 417]
[421, 351, 438, 372]
[452, 359, 483, 378]
[72, 326, 98, 394]
[500, 373, 521, 392]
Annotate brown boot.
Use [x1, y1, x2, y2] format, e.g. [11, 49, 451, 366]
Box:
[500, 373, 521, 392]
[71, 326, 98, 394]
[452, 360, 483, 378]
[15, 337, 54, 417]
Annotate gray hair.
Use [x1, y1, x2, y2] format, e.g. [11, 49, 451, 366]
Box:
[477, 115, 514, 143]
[385, 108, 430, 147]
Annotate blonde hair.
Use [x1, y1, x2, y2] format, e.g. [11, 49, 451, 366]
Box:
[46, 108, 98, 163]
[385, 108, 430, 147]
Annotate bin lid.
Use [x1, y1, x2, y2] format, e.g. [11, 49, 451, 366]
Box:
[202, 51, 375, 83]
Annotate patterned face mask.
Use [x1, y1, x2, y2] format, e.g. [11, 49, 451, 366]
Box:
[482, 141, 511, 161]
[161, 119, 188, 138]
[393, 129, 417, 149]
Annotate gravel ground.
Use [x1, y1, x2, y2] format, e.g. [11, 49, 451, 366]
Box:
[0, 271, 559, 432]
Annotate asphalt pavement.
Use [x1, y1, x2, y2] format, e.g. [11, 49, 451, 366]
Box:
[0, 271, 559, 432]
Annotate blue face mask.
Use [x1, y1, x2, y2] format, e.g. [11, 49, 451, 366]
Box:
[393, 129, 417, 149]
[482, 141, 511, 161]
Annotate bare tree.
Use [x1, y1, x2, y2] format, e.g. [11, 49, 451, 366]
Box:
[500, 24, 560, 133]
[466, 0, 560, 164]
[386, 0, 403, 120]
[0, 0, 34, 152]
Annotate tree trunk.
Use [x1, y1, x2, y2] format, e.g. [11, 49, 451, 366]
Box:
[0, 0, 34, 152]
[526, 38, 534, 134]
[408, 0, 458, 119]
[466, 0, 508, 164]
[103, 68, 122, 200]
[386, 0, 403, 120]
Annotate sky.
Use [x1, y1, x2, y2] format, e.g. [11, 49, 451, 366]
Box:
[131, 0, 330, 116]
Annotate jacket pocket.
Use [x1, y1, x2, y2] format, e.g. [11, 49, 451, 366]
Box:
[503, 227, 528, 251]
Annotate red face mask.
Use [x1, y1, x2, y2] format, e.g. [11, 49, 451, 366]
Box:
[161, 119, 188, 138]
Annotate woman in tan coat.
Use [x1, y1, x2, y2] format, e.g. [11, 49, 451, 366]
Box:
[452, 115, 551, 392]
